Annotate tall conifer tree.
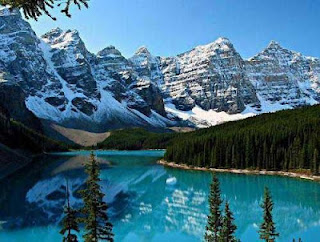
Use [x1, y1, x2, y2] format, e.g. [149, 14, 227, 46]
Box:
[259, 187, 279, 242]
[60, 180, 79, 242]
[205, 174, 223, 241]
[312, 149, 319, 175]
[79, 152, 114, 242]
[220, 201, 237, 242]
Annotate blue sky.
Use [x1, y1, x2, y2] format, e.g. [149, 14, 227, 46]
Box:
[29, 0, 320, 58]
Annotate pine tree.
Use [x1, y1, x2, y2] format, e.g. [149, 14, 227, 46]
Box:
[312, 149, 319, 175]
[205, 174, 223, 241]
[164, 105, 320, 174]
[219, 201, 237, 242]
[60, 180, 79, 242]
[259, 187, 279, 242]
[291, 137, 301, 169]
[1, 0, 88, 20]
[245, 136, 252, 168]
[79, 152, 114, 242]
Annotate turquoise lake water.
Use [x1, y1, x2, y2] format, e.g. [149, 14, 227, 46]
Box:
[0, 150, 319, 241]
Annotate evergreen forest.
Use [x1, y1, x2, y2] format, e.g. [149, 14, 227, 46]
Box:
[165, 105, 320, 174]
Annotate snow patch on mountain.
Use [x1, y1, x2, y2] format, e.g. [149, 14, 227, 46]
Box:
[165, 103, 256, 128]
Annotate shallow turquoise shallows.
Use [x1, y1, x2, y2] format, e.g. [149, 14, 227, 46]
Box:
[0, 150, 319, 242]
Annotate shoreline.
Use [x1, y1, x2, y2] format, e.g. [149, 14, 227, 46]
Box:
[158, 160, 320, 182]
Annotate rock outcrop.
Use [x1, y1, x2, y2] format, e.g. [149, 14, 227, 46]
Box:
[158, 38, 258, 113]
[245, 41, 320, 110]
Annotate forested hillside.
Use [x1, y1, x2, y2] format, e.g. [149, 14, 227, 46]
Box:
[97, 128, 177, 150]
[0, 111, 70, 178]
[0, 112, 68, 153]
[164, 105, 320, 174]
[0, 82, 70, 153]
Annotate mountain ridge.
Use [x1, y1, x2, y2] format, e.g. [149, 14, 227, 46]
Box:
[0, 8, 319, 133]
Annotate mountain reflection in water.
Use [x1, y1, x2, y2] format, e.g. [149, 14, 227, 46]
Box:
[0, 150, 319, 242]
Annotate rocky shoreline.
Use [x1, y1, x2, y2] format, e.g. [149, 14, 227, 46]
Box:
[158, 160, 320, 182]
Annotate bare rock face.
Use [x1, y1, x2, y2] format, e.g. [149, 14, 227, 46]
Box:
[96, 45, 130, 72]
[130, 46, 163, 81]
[158, 38, 258, 113]
[0, 7, 319, 131]
[42, 28, 99, 116]
[93, 45, 167, 121]
[129, 47, 166, 116]
[134, 81, 166, 117]
[0, 9, 62, 95]
[246, 41, 320, 109]
[0, 9, 172, 131]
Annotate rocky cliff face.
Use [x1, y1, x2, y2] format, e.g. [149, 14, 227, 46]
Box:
[41, 28, 99, 116]
[245, 41, 320, 111]
[158, 38, 258, 113]
[129, 47, 166, 116]
[0, 9, 171, 131]
[0, 7, 319, 131]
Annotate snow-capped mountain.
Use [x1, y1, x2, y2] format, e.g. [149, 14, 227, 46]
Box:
[246, 41, 320, 111]
[0, 8, 319, 131]
[0, 9, 171, 132]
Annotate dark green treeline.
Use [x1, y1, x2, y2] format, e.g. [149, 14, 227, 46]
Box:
[0, 112, 68, 153]
[165, 105, 320, 174]
[97, 128, 176, 150]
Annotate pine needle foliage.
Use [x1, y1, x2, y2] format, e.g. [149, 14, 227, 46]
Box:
[0, 0, 89, 20]
[205, 173, 223, 241]
[220, 201, 237, 242]
[60, 180, 79, 242]
[79, 152, 114, 242]
[259, 187, 279, 242]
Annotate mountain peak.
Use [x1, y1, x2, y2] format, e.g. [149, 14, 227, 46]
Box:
[42, 27, 63, 39]
[65, 29, 79, 35]
[193, 37, 234, 54]
[214, 37, 232, 45]
[42, 28, 83, 48]
[267, 40, 282, 49]
[42, 28, 79, 39]
[97, 45, 123, 58]
[135, 46, 151, 56]
[52, 27, 63, 33]
[199, 37, 233, 50]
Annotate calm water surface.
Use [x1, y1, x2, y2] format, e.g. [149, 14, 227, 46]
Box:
[0, 150, 319, 242]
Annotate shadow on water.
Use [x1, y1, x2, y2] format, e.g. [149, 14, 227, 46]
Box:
[0, 150, 319, 242]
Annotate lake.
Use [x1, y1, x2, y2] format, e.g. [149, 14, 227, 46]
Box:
[0, 150, 319, 241]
